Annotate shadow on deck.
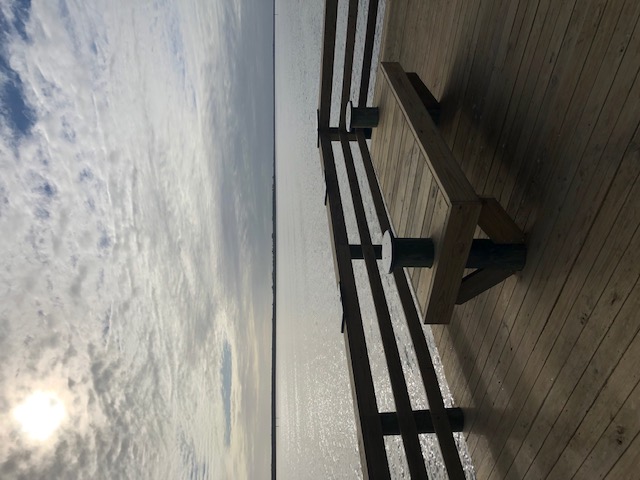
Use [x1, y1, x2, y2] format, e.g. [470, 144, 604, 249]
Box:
[372, 0, 640, 478]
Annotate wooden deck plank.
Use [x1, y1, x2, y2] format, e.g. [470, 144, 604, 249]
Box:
[445, 284, 494, 403]
[410, 158, 437, 286]
[380, 75, 397, 170]
[380, 93, 402, 190]
[505, 0, 617, 228]
[503, 0, 637, 208]
[423, 0, 457, 98]
[576, 375, 640, 480]
[454, 0, 584, 440]
[489, 0, 574, 206]
[453, 0, 514, 178]
[387, 122, 410, 222]
[398, 144, 420, 237]
[473, 35, 640, 477]
[604, 428, 640, 480]
[370, 74, 389, 162]
[468, 3, 631, 474]
[376, 84, 395, 186]
[390, 126, 416, 228]
[415, 186, 446, 322]
[455, 275, 519, 414]
[438, 0, 484, 145]
[468, 0, 543, 194]
[522, 279, 640, 480]
[403, 157, 425, 280]
[504, 208, 639, 475]
[381, 62, 479, 204]
[467, 3, 640, 450]
[398, 0, 427, 72]
[431, 0, 466, 97]
[379, 0, 408, 62]
[387, 119, 409, 216]
[481, 0, 552, 196]
[479, 0, 551, 197]
[371, 75, 391, 168]
[548, 314, 640, 478]
[443, 0, 496, 147]
[485, 122, 640, 480]
[499, 0, 581, 210]
[575, 375, 640, 479]
[412, 0, 440, 94]
[401, 148, 424, 240]
[367, 0, 640, 476]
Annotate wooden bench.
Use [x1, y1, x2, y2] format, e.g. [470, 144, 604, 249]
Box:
[380, 62, 526, 324]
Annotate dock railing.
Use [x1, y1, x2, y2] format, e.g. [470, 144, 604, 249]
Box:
[316, 0, 470, 478]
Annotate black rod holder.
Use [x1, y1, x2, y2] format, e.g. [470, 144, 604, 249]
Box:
[347, 100, 379, 130]
[382, 230, 526, 273]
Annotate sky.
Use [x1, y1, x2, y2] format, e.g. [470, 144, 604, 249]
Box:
[0, 0, 273, 479]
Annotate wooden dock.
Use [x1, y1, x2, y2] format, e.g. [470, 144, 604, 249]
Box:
[371, 0, 640, 478]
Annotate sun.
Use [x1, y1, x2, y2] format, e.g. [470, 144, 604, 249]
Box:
[12, 390, 66, 441]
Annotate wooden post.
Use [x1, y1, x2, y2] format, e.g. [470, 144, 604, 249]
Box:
[457, 267, 515, 304]
[349, 244, 382, 259]
[464, 240, 527, 270]
[406, 72, 441, 125]
[318, 127, 371, 142]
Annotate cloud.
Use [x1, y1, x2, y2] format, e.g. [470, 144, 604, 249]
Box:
[0, 0, 273, 478]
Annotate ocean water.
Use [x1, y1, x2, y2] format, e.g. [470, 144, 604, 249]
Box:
[275, 0, 475, 477]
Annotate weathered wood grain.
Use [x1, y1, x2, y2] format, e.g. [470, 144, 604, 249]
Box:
[381, 61, 480, 205]
[369, 0, 640, 477]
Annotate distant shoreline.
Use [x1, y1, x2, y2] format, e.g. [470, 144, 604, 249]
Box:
[270, 0, 276, 478]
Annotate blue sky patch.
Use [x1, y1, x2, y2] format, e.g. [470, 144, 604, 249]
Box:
[12, 0, 32, 41]
[0, 64, 36, 138]
[35, 181, 56, 198]
[0, 4, 36, 140]
[221, 340, 232, 446]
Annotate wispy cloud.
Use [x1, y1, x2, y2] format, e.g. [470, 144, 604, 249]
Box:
[0, 0, 272, 478]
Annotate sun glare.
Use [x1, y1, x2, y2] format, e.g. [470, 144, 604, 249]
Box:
[12, 391, 66, 441]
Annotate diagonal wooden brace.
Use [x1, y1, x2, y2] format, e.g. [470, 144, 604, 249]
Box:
[458, 197, 526, 303]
